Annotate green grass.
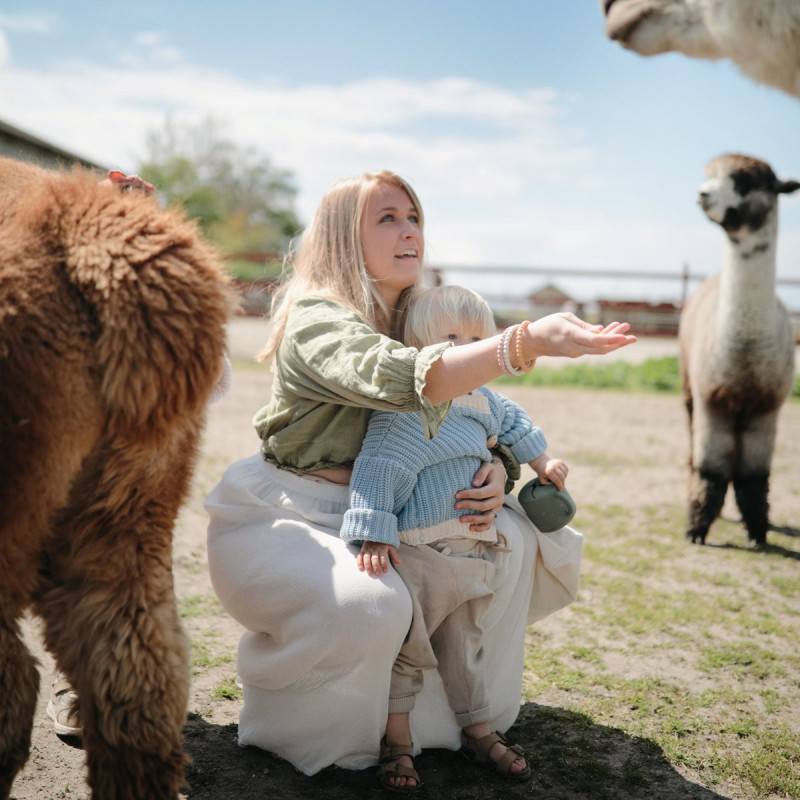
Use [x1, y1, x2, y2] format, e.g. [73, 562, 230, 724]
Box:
[495, 354, 800, 398]
[522, 502, 800, 800]
[211, 676, 243, 701]
[189, 631, 234, 674]
[179, 593, 226, 618]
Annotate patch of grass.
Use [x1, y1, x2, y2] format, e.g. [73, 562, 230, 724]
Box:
[494, 355, 800, 399]
[179, 593, 226, 618]
[697, 643, 783, 680]
[771, 574, 800, 599]
[523, 492, 800, 799]
[496, 356, 683, 393]
[190, 631, 234, 673]
[211, 676, 243, 701]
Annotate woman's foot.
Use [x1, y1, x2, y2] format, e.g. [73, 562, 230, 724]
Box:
[460, 727, 531, 782]
[378, 736, 421, 794]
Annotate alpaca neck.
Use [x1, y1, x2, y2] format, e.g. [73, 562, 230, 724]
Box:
[716, 212, 778, 339]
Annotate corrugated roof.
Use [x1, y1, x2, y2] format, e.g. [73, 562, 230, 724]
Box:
[0, 117, 107, 171]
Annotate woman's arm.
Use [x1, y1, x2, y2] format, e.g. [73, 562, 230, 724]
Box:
[422, 314, 636, 405]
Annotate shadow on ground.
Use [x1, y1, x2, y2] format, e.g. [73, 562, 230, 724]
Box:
[182, 703, 731, 800]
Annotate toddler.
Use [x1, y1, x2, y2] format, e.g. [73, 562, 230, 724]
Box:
[340, 285, 570, 792]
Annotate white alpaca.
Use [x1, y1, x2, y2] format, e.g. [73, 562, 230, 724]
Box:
[679, 154, 798, 545]
[602, 0, 800, 98]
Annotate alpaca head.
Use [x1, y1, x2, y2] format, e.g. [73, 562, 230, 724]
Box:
[697, 154, 800, 236]
[602, 0, 723, 60]
[602, 0, 800, 97]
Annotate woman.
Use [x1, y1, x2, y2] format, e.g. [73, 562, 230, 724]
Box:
[205, 170, 635, 776]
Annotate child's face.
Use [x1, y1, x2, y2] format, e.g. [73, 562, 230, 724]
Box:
[430, 319, 485, 347]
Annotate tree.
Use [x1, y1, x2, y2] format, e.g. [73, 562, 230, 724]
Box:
[137, 117, 301, 256]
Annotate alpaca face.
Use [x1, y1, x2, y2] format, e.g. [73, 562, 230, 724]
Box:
[602, 0, 723, 59]
[697, 155, 778, 235]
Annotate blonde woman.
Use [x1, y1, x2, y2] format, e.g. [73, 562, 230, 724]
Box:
[205, 171, 635, 777]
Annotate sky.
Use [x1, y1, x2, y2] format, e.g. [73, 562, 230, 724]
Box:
[2, 0, 800, 310]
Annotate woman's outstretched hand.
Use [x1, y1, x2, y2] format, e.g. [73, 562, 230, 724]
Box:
[526, 313, 637, 359]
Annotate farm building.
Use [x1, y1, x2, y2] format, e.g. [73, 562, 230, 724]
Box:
[0, 117, 105, 172]
[597, 299, 681, 335]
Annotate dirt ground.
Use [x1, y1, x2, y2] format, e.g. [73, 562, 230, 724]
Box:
[13, 322, 800, 800]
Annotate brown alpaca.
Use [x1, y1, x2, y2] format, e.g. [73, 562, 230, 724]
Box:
[0, 156, 233, 799]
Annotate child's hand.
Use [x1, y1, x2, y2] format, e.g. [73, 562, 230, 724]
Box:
[358, 542, 400, 577]
[537, 458, 569, 491]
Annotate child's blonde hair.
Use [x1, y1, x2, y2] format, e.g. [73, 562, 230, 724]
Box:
[259, 170, 425, 361]
[402, 285, 496, 350]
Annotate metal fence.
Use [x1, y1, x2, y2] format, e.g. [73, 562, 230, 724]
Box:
[429, 263, 800, 338]
[229, 258, 800, 339]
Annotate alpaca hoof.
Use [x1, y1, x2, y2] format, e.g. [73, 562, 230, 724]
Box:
[686, 530, 706, 545]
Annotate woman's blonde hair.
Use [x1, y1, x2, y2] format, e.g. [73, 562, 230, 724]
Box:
[402, 285, 496, 350]
[258, 170, 424, 361]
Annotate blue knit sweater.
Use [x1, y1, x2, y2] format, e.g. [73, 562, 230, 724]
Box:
[340, 387, 547, 547]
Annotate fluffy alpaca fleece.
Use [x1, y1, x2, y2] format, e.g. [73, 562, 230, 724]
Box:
[602, 0, 800, 98]
[679, 154, 798, 545]
[0, 156, 234, 799]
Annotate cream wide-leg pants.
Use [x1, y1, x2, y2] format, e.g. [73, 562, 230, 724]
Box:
[205, 454, 582, 776]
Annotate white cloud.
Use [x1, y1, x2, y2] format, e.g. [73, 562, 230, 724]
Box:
[0, 12, 54, 34]
[0, 58, 591, 204]
[0, 11, 54, 67]
[3, 49, 794, 308]
[0, 29, 9, 67]
[119, 31, 183, 66]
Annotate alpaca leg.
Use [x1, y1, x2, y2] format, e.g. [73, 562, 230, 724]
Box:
[733, 413, 778, 545]
[0, 476, 56, 798]
[40, 532, 190, 800]
[733, 473, 769, 545]
[76, 584, 190, 800]
[686, 410, 734, 544]
[687, 468, 728, 544]
[36, 439, 195, 800]
[0, 620, 39, 800]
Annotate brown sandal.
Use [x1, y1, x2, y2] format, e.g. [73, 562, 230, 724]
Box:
[460, 730, 532, 783]
[377, 736, 422, 794]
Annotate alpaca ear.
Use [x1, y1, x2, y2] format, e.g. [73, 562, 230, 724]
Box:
[777, 179, 800, 195]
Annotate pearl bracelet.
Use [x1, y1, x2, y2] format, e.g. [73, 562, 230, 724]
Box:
[501, 325, 523, 376]
[496, 326, 516, 376]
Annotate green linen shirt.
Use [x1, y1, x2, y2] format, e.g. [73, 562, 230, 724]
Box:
[253, 297, 453, 474]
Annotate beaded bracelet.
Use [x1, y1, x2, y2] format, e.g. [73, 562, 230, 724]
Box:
[501, 324, 523, 376]
[496, 325, 521, 376]
[513, 320, 536, 372]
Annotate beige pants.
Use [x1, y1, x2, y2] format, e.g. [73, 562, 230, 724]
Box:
[389, 539, 502, 729]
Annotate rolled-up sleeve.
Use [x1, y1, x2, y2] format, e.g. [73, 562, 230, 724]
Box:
[283, 298, 452, 439]
[491, 391, 548, 463]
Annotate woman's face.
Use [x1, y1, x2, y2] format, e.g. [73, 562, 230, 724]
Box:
[360, 181, 423, 308]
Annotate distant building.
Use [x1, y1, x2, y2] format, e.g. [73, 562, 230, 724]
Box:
[528, 283, 585, 318]
[0, 117, 105, 172]
[597, 299, 681, 336]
